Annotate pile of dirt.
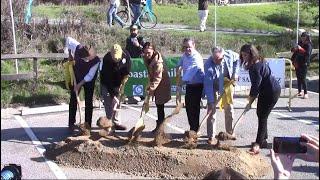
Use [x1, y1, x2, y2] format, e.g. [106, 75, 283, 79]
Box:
[45, 134, 272, 179]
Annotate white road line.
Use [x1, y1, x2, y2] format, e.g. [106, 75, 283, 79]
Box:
[14, 115, 67, 179]
[122, 104, 185, 133]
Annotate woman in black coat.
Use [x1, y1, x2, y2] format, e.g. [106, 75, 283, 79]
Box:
[240, 44, 281, 154]
[291, 32, 313, 99]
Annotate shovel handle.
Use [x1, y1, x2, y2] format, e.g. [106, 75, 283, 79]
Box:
[71, 66, 82, 124]
[197, 92, 224, 132]
[231, 109, 247, 134]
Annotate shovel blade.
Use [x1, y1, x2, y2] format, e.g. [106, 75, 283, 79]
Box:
[127, 117, 145, 142]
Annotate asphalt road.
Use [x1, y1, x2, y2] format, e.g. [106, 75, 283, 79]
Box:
[1, 88, 319, 179]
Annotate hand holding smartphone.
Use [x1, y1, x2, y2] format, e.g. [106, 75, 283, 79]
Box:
[273, 137, 308, 154]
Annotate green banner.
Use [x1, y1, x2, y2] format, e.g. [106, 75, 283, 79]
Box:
[124, 56, 182, 96]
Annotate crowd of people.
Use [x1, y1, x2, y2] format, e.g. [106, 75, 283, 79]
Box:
[64, 27, 313, 150]
[61, 22, 316, 179]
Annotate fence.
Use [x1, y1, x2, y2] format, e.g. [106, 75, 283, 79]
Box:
[2, 52, 316, 112]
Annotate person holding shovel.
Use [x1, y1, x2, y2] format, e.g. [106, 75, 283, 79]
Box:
[142, 42, 171, 133]
[99, 44, 131, 132]
[239, 44, 281, 154]
[65, 37, 100, 135]
[176, 38, 205, 139]
[203, 46, 239, 145]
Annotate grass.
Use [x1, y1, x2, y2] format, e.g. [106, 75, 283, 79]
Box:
[32, 2, 319, 32]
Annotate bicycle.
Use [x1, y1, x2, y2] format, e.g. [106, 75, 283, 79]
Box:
[117, 3, 157, 29]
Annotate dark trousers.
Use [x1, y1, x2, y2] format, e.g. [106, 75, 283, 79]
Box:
[255, 89, 281, 145]
[156, 104, 165, 125]
[69, 80, 96, 128]
[185, 83, 203, 132]
[296, 65, 308, 94]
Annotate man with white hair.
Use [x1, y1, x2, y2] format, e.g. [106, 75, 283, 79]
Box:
[203, 46, 239, 144]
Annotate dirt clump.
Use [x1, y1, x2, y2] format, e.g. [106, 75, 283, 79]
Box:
[216, 131, 237, 141]
[45, 134, 272, 179]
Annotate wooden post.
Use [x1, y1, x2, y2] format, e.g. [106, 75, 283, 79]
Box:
[33, 57, 38, 89]
[33, 57, 38, 80]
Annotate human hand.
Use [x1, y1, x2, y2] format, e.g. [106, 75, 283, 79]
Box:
[231, 78, 236, 86]
[148, 89, 154, 97]
[297, 134, 319, 162]
[74, 84, 81, 94]
[133, 39, 140, 47]
[270, 149, 296, 179]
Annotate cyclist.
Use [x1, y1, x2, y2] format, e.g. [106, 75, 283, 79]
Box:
[107, 0, 125, 28]
[129, 0, 142, 27]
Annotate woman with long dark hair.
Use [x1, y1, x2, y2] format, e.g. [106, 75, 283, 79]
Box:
[291, 32, 312, 99]
[239, 44, 281, 154]
[142, 42, 171, 133]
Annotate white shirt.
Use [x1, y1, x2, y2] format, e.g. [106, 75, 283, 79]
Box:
[84, 63, 100, 82]
[64, 37, 80, 58]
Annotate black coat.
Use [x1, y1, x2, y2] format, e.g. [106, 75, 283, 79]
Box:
[100, 51, 131, 97]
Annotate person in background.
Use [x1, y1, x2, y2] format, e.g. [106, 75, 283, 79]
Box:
[203, 46, 239, 144]
[125, 24, 145, 103]
[290, 32, 312, 99]
[270, 134, 319, 179]
[100, 44, 131, 131]
[129, 0, 142, 26]
[239, 44, 281, 154]
[107, 0, 125, 28]
[198, 0, 209, 32]
[142, 42, 171, 133]
[125, 24, 145, 58]
[64, 37, 100, 135]
[176, 38, 204, 137]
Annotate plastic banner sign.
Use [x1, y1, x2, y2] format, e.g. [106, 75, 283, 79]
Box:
[236, 58, 285, 88]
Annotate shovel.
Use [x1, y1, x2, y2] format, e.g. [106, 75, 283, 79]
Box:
[153, 88, 184, 145]
[197, 92, 224, 134]
[153, 71, 184, 145]
[127, 94, 150, 143]
[182, 92, 223, 147]
[216, 107, 249, 141]
[98, 79, 128, 136]
[70, 66, 83, 128]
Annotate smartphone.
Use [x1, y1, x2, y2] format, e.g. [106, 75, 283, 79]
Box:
[273, 137, 308, 154]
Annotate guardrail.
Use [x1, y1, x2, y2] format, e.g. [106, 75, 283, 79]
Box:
[0, 53, 104, 81]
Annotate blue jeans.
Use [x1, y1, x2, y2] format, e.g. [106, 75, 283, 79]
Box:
[130, 3, 141, 25]
[107, 4, 125, 27]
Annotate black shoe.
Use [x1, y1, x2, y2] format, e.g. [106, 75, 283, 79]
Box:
[152, 122, 162, 133]
[68, 124, 77, 131]
[114, 123, 127, 131]
[260, 140, 268, 149]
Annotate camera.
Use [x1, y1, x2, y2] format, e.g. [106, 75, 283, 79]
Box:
[1, 164, 22, 180]
[273, 137, 308, 154]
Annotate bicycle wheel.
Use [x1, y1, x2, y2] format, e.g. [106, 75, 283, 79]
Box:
[116, 10, 129, 24]
[140, 12, 157, 29]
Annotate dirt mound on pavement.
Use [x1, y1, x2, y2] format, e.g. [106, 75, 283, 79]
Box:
[45, 134, 272, 179]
